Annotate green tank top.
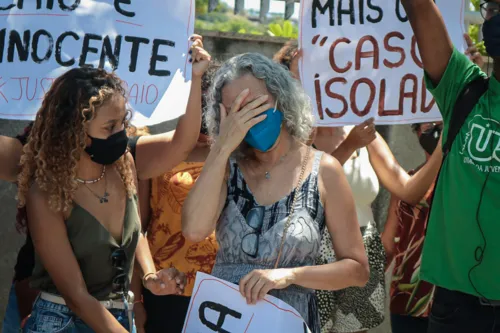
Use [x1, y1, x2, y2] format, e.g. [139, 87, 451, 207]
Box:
[30, 196, 141, 301]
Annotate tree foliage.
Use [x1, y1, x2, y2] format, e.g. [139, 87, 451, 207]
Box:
[194, 0, 298, 37]
[268, 20, 298, 38]
[468, 0, 486, 55]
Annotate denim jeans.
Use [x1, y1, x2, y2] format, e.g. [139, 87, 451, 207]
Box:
[1, 284, 21, 333]
[22, 296, 136, 333]
[428, 287, 500, 333]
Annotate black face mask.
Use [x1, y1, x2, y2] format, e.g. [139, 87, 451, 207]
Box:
[419, 125, 442, 155]
[85, 129, 129, 165]
[483, 14, 500, 57]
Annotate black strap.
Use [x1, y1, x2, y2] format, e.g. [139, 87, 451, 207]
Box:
[425, 76, 489, 231]
[442, 77, 489, 157]
[15, 122, 34, 146]
[128, 136, 141, 162]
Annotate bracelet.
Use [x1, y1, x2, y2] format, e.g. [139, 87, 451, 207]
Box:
[142, 272, 156, 287]
[133, 294, 143, 305]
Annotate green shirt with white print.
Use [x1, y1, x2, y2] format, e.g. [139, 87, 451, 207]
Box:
[421, 48, 500, 300]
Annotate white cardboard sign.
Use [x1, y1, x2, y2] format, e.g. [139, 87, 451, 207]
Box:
[0, 0, 194, 126]
[299, 0, 466, 126]
[183, 272, 312, 333]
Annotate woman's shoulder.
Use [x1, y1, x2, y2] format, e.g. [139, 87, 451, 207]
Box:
[316, 149, 342, 175]
[26, 182, 66, 222]
[314, 149, 344, 186]
[27, 181, 47, 204]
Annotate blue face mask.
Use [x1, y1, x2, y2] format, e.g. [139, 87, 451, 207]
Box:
[244, 101, 283, 152]
[483, 14, 500, 57]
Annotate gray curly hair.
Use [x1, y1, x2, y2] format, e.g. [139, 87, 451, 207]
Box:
[205, 53, 314, 153]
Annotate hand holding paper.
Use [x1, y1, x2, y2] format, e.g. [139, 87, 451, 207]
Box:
[344, 117, 377, 150]
[183, 272, 312, 333]
[239, 268, 296, 304]
[190, 35, 212, 78]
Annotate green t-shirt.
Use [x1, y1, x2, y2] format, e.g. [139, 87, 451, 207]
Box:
[422, 48, 500, 300]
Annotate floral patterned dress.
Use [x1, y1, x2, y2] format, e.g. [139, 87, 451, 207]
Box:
[390, 168, 436, 317]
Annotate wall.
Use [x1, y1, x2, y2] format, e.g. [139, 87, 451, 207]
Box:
[0, 30, 481, 332]
[0, 120, 31, 329]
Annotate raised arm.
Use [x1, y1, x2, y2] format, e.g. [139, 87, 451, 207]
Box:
[27, 185, 128, 333]
[367, 133, 442, 205]
[330, 118, 376, 165]
[401, 0, 453, 85]
[0, 136, 23, 182]
[134, 35, 211, 180]
[129, 155, 185, 296]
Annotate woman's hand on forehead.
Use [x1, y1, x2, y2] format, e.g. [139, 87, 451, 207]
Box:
[229, 92, 271, 111]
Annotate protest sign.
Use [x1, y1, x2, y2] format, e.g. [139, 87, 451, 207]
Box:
[183, 272, 312, 333]
[300, 0, 465, 126]
[0, 0, 194, 125]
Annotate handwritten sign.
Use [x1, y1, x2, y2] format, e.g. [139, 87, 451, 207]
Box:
[0, 0, 194, 126]
[183, 272, 312, 333]
[299, 0, 465, 126]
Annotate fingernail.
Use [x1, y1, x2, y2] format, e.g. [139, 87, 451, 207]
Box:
[190, 37, 194, 41]
[161, 283, 165, 288]
[189, 50, 192, 54]
[189, 58, 192, 63]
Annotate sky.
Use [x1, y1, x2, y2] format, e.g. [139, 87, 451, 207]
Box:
[221, 0, 301, 19]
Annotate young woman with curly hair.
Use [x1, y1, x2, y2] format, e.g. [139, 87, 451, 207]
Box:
[16, 67, 186, 333]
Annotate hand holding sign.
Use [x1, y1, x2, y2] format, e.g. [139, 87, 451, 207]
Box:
[290, 48, 303, 81]
[183, 273, 312, 333]
[464, 33, 484, 68]
[239, 268, 296, 305]
[190, 35, 212, 78]
[344, 117, 377, 151]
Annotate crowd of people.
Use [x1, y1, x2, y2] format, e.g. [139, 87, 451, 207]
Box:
[0, 1, 499, 332]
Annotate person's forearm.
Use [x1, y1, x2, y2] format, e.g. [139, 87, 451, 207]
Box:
[401, 0, 452, 85]
[400, 146, 442, 205]
[182, 143, 230, 242]
[135, 77, 203, 181]
[290, 259, 369, 291]
[331, 139, 357, 165]
[134, 234, 156, 278]
[65, 292, 128, 333]
[171, 76, 203, 156]
[130, 271, 143, 304]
